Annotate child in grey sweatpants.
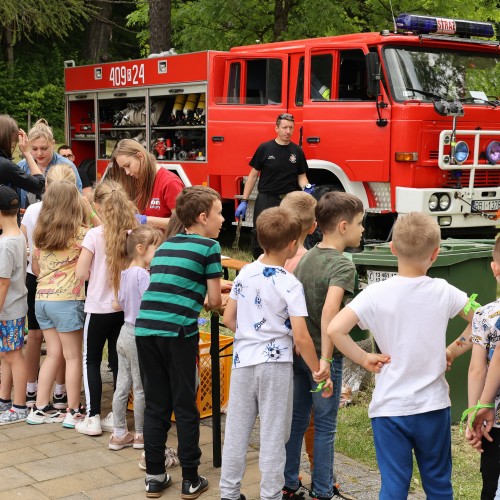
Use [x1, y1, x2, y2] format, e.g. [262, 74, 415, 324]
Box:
[109, 225, 162, 450]
[220, 207, 329, 500]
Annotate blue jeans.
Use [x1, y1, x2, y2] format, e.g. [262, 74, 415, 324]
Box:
[284, 353, 343, 498]
[371, 408, 452, 500]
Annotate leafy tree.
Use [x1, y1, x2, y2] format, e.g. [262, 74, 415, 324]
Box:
[0, 0, 93, 66]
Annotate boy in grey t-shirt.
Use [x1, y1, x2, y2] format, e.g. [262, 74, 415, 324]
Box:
[0, 185, 29, 424]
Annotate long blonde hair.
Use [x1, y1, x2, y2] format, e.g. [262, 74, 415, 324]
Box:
[93, 180, 138, 295]
[33, 181, 84, 250]
[46, 163, 76, 186]
[109, 139, 157, 213]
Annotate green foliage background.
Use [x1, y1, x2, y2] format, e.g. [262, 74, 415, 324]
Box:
[0, 0, 499, 137]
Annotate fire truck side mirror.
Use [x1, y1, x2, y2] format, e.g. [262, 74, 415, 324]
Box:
[365, 52, 381, 98]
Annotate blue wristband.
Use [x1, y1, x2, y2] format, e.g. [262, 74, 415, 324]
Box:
[135, 214, 147, 225]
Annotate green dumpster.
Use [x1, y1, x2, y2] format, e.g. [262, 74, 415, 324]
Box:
[352, 239, 496, 422]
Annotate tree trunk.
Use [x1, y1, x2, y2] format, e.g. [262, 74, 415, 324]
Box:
[273, 0, 294, 41]
[149, 0, 172, 54]
[1, 24, 15, 75]
[82, 0, 114, 63]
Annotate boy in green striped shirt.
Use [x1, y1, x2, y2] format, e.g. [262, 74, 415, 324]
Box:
[136, 186, 224, 499]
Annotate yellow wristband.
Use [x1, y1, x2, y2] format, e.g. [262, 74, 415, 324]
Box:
[321, 356, 333, 363]
[90, 211, 97, 219]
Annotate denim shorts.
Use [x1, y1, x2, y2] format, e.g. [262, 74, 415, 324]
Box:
[35, 300, 85, 332]
[0, 317, 25, 352]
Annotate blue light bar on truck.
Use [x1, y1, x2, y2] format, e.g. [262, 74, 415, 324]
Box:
[396, 14, 495, 38]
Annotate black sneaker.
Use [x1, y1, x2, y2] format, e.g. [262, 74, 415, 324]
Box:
[221, 496, 246, 500]
[145, 474, 172, 498]
[26, 391, 37, 408]
[52, 393, 68, 410]
[181, 475, 208, 499]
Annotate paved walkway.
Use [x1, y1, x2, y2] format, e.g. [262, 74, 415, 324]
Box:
[0, 365, 424, 500]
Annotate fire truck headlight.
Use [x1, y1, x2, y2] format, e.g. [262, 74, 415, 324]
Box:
[438, 216, 452, 227]
[429, 194, 439, 211]
[454, 141, 469, 164]
[486, 141, 500, 165]
[439, 193, 451, 210]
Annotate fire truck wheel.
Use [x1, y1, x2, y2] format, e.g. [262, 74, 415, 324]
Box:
[304, 183, 344, 249]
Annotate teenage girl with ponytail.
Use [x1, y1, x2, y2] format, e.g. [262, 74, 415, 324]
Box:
[75, 180, 138, 435]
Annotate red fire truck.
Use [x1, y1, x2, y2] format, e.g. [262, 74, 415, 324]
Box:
[64, 13, 500, 241]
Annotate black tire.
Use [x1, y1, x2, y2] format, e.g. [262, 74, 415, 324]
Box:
[304, 184, 344, 249]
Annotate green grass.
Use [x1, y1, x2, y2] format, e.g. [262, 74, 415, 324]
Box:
[336, 388, 482, 498]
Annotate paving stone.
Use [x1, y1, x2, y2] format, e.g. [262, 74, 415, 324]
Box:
[0, 466, 36, 492]
[32, 468, 120, 499]
[0, 432, 55, 452]
[17, 448, 126, 482]
[0, 485, 50, 499]
[68, 478, 145, 499]
[104, 457, 144, 482]
[0, 445, 47, 468]
[33, 434, 102, 457]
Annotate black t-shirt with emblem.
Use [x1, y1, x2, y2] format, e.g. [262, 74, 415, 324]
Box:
[249, 140, 308, 195]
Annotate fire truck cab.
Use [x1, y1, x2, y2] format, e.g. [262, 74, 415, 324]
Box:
[64, 14, 500, 240]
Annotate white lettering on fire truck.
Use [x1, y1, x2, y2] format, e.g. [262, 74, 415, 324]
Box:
[109, 64, 145, 87]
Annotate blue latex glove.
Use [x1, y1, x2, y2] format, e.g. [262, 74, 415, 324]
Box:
[303, 184, 316, 195]
[135, 214, 147, 225]
[235, 201, 248, 219]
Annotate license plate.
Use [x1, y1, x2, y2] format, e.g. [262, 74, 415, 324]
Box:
[367, 270, 397, 285]
[471, 199, 500, 211]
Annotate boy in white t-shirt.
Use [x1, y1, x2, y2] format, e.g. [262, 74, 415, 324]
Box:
[327, 212, 473, 500]
[219, 207, 330, 500]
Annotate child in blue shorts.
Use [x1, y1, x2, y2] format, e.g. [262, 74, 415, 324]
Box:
[0, 186, 29, 425]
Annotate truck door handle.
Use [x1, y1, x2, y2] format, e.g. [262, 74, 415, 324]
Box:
[306, 137, 320, 144]
[212, 136, 224, 143]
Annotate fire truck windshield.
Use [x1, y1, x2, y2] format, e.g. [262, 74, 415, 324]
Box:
[384, 46, 500, 104]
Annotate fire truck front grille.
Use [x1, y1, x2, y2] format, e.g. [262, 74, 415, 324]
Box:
[443, 170, 500, 188]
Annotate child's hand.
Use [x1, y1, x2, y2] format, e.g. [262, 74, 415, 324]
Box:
[313, 358, 331, 382]
[220, 279, 233, 292]
[465, 425, 487, 452]
[470, 407, 495, 443]
[361, 353, 390, 373]
[445, 347, 454, 371]
[321, 378, 333, 399]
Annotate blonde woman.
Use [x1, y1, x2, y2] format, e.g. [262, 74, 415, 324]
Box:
[109, 139, 184, 230]
[17, 119, 82, 208]
[75, 180, 138, 436]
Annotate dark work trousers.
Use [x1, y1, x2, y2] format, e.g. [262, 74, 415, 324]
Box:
[251, 192, 289, 260]
[82, 311, 123, 417]
[481, 427, 500, 499]
[136, 331, 201, 481]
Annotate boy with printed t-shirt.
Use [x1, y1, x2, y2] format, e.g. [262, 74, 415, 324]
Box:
[220, 206, 330, 500]
[327, 212, 474, 500]
[465, 237, 500, 499]
[0, 186, 29, 425]
[135, 186, 224, 499]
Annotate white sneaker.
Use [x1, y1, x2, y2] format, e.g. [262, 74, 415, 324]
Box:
[26, 406, 65, 425]
[100, 412, 114, 432]
[62, 409, 86, 429]
[75, 414, 102, 435]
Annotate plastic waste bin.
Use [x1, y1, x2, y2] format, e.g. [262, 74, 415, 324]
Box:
[352, 239, 497, 422]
